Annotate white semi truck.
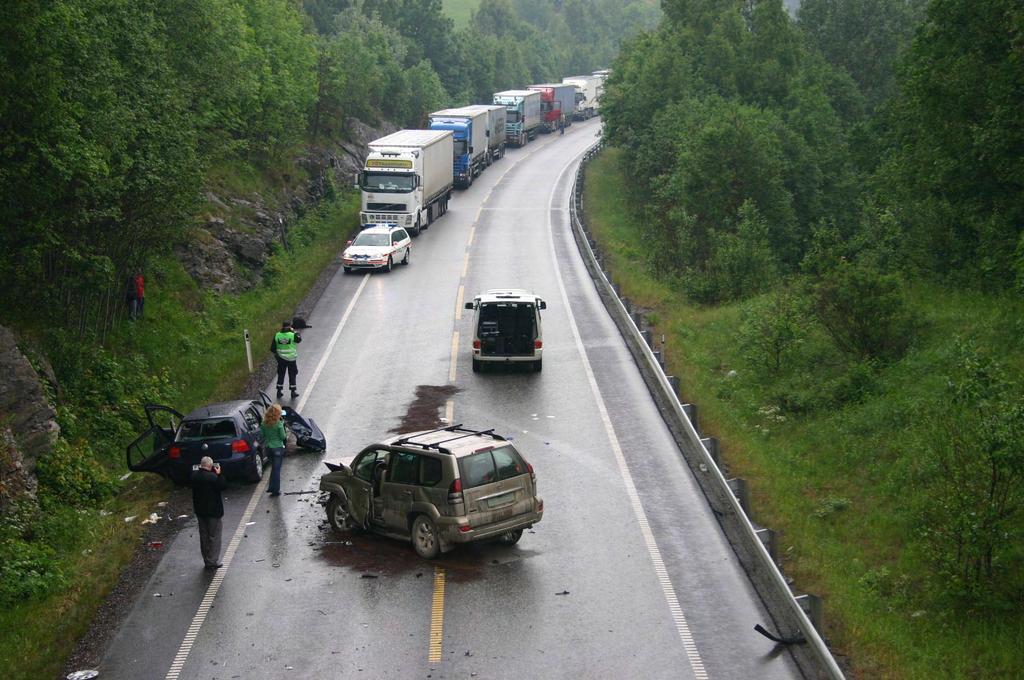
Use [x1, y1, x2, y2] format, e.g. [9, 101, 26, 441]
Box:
[459, 104, 507, 165]
[359, 129, 454, 236]
[562, 75, 601, 120]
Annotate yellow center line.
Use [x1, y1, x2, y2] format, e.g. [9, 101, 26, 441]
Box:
[462, 252, 470, 279]
[455, 285, 465, 320]
[449, 331, 459, 382]
[428, 567, 447, 663]
[467, 225, 476, 247]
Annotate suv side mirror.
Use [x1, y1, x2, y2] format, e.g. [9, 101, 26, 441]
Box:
[464, 302, 474, 310]
[346, 240, 353, 246]
[539, 300, 547, 310]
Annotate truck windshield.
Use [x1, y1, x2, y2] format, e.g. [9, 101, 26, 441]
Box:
[453, 140, 467, 157]
[362, 173, 414, 193]
[506, 110, 521, 123]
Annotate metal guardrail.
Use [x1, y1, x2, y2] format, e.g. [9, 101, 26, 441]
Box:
[568, 142, 846, 680]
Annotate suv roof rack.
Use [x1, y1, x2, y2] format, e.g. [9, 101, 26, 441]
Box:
[394, 425, 507, 454]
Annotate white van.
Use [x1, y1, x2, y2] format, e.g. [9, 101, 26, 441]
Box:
[465, 289, 547, 372]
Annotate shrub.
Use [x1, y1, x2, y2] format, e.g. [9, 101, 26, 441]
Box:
[738, 287, 811, 376]
[812, 259, 914, 361]
[0, 537, 64, 606]
[34, 439, 114, 506]
[910, 340, 1024, 604]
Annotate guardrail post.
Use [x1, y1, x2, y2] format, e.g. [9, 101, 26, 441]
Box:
[795, 594, 824, 634]
[653, 348, 665, 369]
[727, 477, 749, 515]
[667, 375, 681, 398]
[640, 329, 653, 347]
[632, 310, 645, 330]
[681, 403, 698, 431]
[755, 527, 777, 563]
[700, 436, 719, 467]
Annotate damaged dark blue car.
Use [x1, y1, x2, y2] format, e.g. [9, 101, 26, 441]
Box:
[127, 391, 325, 485]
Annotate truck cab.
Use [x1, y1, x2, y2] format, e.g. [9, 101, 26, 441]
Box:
[429, 116, 475, 188]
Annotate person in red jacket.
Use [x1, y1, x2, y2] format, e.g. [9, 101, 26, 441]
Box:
[132, 272, 145, 319]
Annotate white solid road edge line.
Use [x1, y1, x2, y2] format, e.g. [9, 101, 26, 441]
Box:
[166, 271, 371, 679]
[546, 148, 710, 680]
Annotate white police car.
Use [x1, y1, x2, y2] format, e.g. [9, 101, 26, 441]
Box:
[342, 225, 412, 273]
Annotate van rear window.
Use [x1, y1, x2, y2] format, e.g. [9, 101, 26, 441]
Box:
[458, 445, 527, 489]
[178, 418, 237, 441]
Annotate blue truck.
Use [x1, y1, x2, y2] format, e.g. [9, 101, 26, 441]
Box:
[429, 107, 489, 189]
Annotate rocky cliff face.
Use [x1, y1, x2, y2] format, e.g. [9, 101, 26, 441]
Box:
[0, 325, 60, 510]
[176, 118, 397, 294]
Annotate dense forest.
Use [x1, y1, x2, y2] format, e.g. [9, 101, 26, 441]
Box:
[0, 0, 657, 340]
[0, 1, 656, 675]
[596, 0, 1023, 674]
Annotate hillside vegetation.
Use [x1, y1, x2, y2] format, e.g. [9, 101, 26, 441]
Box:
[596, 0, 1024, 676]
[0, 0, 658, 676]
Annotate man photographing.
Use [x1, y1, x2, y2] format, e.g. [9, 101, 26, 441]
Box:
[271, 320, 302, 400]
[191, 457, 226, 569]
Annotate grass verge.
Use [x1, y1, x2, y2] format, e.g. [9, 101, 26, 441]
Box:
[583, 147, 1024, 679]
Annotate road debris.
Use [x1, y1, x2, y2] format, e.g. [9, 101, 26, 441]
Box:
[67, 671, 99, 680]
[145, 541, 163, 549]
[360, 574, 378, 579]
[141, 513, 160, 525]
[556, 590, 570, 596]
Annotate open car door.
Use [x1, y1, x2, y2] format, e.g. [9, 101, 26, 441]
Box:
[126, 404, 185, 477]
[259, 390, 327, 451]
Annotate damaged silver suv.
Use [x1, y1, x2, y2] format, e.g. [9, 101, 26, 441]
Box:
[319, 426, 543, 558]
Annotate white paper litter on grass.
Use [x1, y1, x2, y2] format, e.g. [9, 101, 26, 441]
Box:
[141, 512, 160, 525]
[119, 472, 132, 481]
[124, 515, 136, 523]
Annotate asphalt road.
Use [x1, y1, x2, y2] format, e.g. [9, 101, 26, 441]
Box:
[97, 118, 801, 680]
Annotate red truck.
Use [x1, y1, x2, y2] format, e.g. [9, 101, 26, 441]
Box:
[527, 83, 576, 134]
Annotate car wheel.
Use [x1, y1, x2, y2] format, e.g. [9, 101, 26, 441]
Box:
[343, 266, 351, 274]
[472, 358, 480, 373]
[497, 529, 523, 546]
[532, 359, 543, 373]
[412, 515, 440, 559]
[248, 452, 263, 483]
[384, 256, 393, 273]
[402, 247, 410, 265]
[326, 494, 351, 532]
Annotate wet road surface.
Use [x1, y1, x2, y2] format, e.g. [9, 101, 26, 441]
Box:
[97, 119, 801, 679]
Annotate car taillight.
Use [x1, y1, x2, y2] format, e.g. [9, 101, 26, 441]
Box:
[459, 525, 472, 533]
[472, 340, 480, 349]
[534, 340, 543, 349]
[448, 478, 464, 505]
[231, 439, 250, 453]
[527, 462, 535, 483]
[169, 446, 181, 459]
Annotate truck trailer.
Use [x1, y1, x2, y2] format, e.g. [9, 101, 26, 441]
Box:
[562, 75, 600, 120]
[359, 129, 454, 236]
[528, 83, 576, 133]
[493, 90, 541, 147]
[459, 104, 507, 165]
[429, 107, 489, 188]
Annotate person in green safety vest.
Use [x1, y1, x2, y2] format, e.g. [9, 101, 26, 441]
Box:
[270, 320, 302, 399]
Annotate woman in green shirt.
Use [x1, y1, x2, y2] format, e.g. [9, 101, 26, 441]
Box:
[261, 404, 287, 496]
